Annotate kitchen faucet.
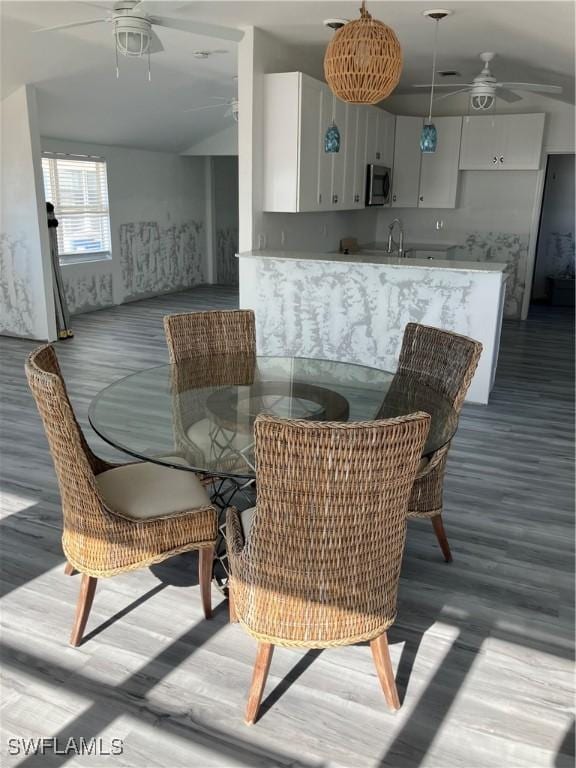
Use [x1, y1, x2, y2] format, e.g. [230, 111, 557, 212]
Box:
[387, 218, 405, 257]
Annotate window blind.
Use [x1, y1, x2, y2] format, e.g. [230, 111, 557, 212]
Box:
[42, 154, 112, 258]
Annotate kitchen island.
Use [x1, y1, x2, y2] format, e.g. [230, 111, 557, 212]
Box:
[238, 250, 508, 404]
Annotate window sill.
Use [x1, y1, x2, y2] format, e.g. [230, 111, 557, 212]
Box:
[59, 252, 112, 267]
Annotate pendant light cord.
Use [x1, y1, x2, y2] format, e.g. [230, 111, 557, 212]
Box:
[427, 19, 439, 123]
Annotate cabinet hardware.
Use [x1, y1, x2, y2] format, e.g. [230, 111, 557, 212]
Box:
[392, 194, 397, 202]
[332, 194, 338, 204]
[376, 152, 381, 160]
[493, 156, 498, 164]
[319, 193, 322, 203]
[354, 193, 360, 203]
[419, 196, 424, 202]
[499, 156, 504, 164]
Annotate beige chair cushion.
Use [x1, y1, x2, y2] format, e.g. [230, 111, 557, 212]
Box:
[186, 418, 253, 459]
[96, 457, 211, 521]
[239, 506, 256, 543]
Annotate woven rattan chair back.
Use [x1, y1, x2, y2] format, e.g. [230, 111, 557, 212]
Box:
[232, 412, 430, 648]
[397, 323, 483, 414]
[164, 310, 256, 364]
[25, 345, 112, 566]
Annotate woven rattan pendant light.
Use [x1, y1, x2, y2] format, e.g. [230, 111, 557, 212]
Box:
[324, 1, 402, 104]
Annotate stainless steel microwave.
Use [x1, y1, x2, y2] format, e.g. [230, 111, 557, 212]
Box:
[366, 164, 392, 206]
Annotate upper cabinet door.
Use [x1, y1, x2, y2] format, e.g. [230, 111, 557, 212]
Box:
[365, 107, 379, 164]
[419, 116, 463, 208]
[391, 116, 423, 207]
[376, 110, 395, 168]
[298, 75, 324, 211]
[342, 105, 359, 209]
[263, 72, 302, 212]
[316, 84, 334, 210]
[459, 115, 501, 170]
[353, 107, 368, 208]
[331, 95, 347, 208]
[498, 113, 545, 170]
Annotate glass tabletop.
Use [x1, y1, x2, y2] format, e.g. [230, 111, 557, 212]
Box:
[89, 354, 459, 479]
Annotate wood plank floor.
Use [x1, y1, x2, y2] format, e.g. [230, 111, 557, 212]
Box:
[1, 287, 574, 768]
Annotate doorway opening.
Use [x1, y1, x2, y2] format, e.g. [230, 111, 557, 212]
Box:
[530, 153, 575, 311]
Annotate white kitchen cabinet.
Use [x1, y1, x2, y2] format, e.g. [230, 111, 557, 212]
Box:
[330, 94, 347, 208]
[459, 113, 545, 170]
[498, 113, 545, 170]
[342, 105, 359, 209]
[418, 116, 462, 208]
[391, 116, 423, 208]
[352, 106, 368, 208]
[376, 110, 396, 167]
[365, 107, 395, 167]
[263, 72, 376, 212]
[317, 83, 334, 210]
[365, 107, 377, 165]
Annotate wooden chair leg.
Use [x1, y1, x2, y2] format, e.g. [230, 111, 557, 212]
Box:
[370, 632, 400, 711]
[228, 585, 238, 623]
[70, 575, 97, 647]
[431, 514, 452, 562]
[245, 642, 274, 725]
[64, 561, 76, 576]
[199, 546, 214, 619]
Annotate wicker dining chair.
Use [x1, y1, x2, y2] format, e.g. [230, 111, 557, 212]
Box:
[163, 309, 256, 364]
[226, 412, 431, 724]
[397, 323, 482, 562]
[25, 345, 218, 647]
[163, 309, 257, 477]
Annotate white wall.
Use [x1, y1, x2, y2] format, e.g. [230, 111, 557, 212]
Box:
[1, 85, 56, 340]
[375, 169, 540, 243]
[183, 123, 238, 156]
[533, 153, 575, 299]
[238, 28, 379, 254]
[41, 138, 208, 313]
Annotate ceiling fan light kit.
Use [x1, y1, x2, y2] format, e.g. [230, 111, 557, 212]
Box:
[412, 50, 562, 110]
[37, 0, 243, 81]
[323, 0, 402, 104]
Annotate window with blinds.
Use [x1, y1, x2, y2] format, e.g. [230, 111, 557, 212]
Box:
[42, 153, 112, 261]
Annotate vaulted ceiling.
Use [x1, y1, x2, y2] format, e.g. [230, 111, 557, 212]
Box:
[1, 1, 574, 152]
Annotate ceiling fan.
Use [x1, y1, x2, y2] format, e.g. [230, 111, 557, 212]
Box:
[413, 52, 563, 110]
[184, 97, 239, 123]
[36, 0, 243, 79]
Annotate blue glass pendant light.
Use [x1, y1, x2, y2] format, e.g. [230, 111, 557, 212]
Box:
[420, 122, 438, 152]
[420, 10, 451, 153]
[324, 121, 341, 153]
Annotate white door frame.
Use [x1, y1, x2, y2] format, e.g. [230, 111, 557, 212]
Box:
[522, 148, 575, 320]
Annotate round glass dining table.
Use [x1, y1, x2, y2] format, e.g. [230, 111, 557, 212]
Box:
[89, 354, 458, 474]
[89, 353, 458, 586]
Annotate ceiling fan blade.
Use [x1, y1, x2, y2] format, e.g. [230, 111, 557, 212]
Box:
[412, 83, 474, 89]
[433, 88, 472, 103]
[497, 82, 563, 94]
[151, 15, 244, 42]
[36, 17, 108, 33]
[80, 2, 114, 10]
[148, 29, 164, 54]
[183, 104, 227, 113]
[495, 88, 523, 103]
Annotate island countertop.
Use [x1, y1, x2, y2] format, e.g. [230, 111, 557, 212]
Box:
[237, 249, 508, 273]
